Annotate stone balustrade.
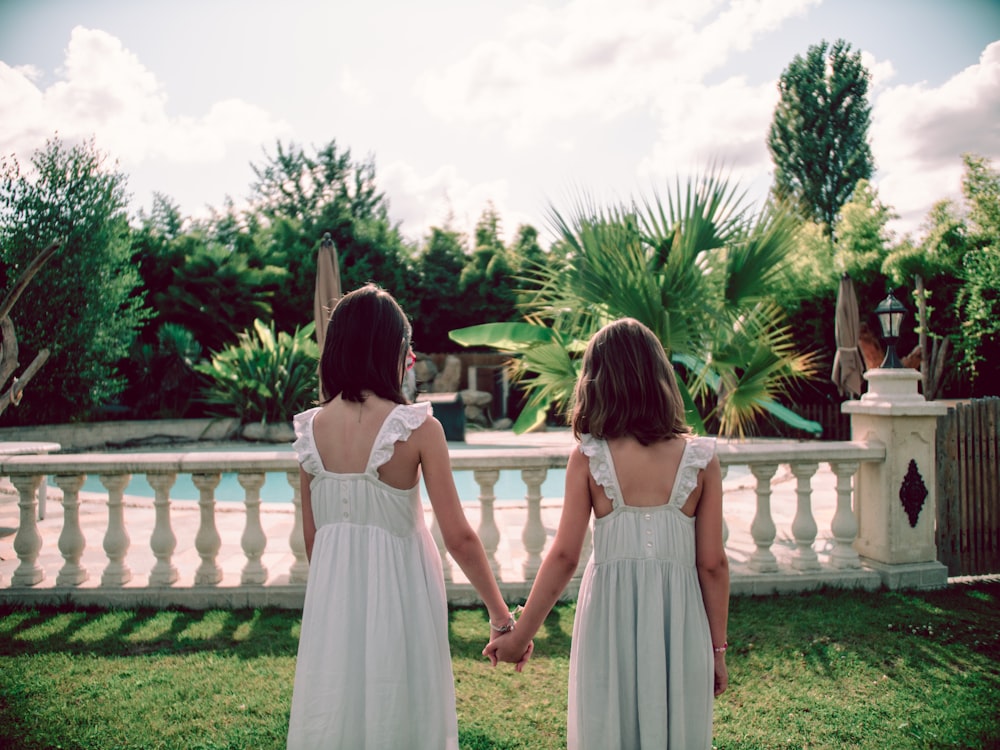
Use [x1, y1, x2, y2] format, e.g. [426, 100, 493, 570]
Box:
[0, 440, 890, 609]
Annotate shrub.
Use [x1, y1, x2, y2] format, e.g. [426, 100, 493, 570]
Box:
[194, 319, 319, 424]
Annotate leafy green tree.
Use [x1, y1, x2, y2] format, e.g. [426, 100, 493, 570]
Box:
[962, 153, 1000, 249]
[768, 39, 874, 235]
[452, 174, 820, 437]
[248, 139, 417, 331]
[458, 204, 518, 324]
[881, 155, 1000, 398]
[507, 224, 546, 276]
[121, 322, 204, 418]
[954, 154, 1000, 393]
[770, 219, 837, 399]
[133, 226, 288, 353]
[957, 249, 1000, 394]
[0, 137, 147, 424]
[883, 200, 966, 398]
[412, 225, 469, 352]
[835, 180, 895, 289]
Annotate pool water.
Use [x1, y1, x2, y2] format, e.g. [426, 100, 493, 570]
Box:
[75, 463, 568, 504]
[74, 459, 750, 505]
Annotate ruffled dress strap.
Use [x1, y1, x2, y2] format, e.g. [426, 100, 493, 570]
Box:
[292, 407, 325, 476]
[579, 434, 623, 510]
[367, 402, 432, 475]
[668, 436, 717, 507]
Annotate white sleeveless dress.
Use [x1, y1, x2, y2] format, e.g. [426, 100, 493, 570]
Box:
[286, 402, 459, 750]
[567, 434, 717, 750]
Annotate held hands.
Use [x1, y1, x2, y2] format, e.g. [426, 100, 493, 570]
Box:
[483, 630, 534, 672]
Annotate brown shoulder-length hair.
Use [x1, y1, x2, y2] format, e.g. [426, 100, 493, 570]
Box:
[570, 318, 690, 445]
[319, 284, 411, 405]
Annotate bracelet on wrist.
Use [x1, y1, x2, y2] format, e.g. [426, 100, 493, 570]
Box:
[490, 612, 516, 634]
[490, 605, 524, 635]
[713, 641, 728, 654]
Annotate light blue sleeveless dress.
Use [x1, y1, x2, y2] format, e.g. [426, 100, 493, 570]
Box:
[568, 434, 717, 749]
[286, 402, 459, 750]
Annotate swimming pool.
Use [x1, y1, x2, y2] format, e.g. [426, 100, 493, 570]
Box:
[73, 450, 751, 505]
[73, 448, 568, 504]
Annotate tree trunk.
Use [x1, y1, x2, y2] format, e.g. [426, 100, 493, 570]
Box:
[0, 240, 61, 416]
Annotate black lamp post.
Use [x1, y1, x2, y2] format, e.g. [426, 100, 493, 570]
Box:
[875, 292, 907, 369]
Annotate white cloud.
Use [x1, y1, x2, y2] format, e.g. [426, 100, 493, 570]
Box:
[639, 75, 778, 187]
[380, 160, 530, 245]
[339, 68, 372, 105]
[0, 26, 289, 170]
[861, 50, 896, 90]
[417, 0, 817, 148]
[871, 41, 1000, 236]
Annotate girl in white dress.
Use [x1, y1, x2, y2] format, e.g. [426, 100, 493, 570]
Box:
[286, 284, 514, 750]
[485, 317, 730, 749]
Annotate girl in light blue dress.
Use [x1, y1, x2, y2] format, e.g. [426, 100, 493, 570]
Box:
[486, 317, 730, 749]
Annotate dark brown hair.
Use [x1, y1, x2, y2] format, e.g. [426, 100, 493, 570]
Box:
[320, 284, 411, 405]
[570, 318, 690, 445]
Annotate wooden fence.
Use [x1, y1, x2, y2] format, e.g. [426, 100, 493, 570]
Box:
[936, 397, 1000, 576]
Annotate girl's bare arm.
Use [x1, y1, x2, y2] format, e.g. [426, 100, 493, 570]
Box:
[485, 447, 593, 666]
[420, 418, 510, 625]
[695, 455, 729, 695]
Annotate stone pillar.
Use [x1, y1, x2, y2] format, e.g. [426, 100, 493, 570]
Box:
[842, 368, 949, 590]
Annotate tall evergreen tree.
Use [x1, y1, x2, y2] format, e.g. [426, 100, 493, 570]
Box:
[768, 39, 874, 235]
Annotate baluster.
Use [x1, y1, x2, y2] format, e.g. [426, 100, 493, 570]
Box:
[829, 461, 862, 569]
[10, 474, 44, 586]
[430, 512, 453, 582]
[720, 464, 730, 547]
[790, 461, 820, 571]
[192, 473, 222, 585]
[147, 473, 178, 586]
[100, 473, 132, 586]
[474, 469, 501, 577]
[54, 474, 89, 586]
[521, 467, 548, 580]
[239, 472, 268, 585]
[287, 470, 309, 584]
[748, 463, 779, 573]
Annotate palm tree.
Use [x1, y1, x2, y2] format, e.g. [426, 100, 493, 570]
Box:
[451, 171, 821, 437]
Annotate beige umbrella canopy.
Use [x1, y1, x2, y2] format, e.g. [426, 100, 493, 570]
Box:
[314, 233, 342, 398]
[831, 272, 865, 398]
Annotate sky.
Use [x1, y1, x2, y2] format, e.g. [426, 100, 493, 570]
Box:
[1, 0, 998, 247]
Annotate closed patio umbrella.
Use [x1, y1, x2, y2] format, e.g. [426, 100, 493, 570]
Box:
[831, 272, 865, 398]
[314, 233, 342, 399]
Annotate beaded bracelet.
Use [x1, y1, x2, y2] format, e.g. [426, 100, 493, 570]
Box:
[713, 642, 728, 654]
[490, 615, 516, 634]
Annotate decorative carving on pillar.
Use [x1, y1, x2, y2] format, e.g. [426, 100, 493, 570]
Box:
[899, 459, 928, 528]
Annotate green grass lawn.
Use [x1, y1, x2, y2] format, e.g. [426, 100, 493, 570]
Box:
[0, 582, 998, 749]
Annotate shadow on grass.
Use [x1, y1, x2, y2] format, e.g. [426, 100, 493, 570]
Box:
[730, 582, 999, 665]
[0, 605, 301, 658]
[717, 581, 1000, 749]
